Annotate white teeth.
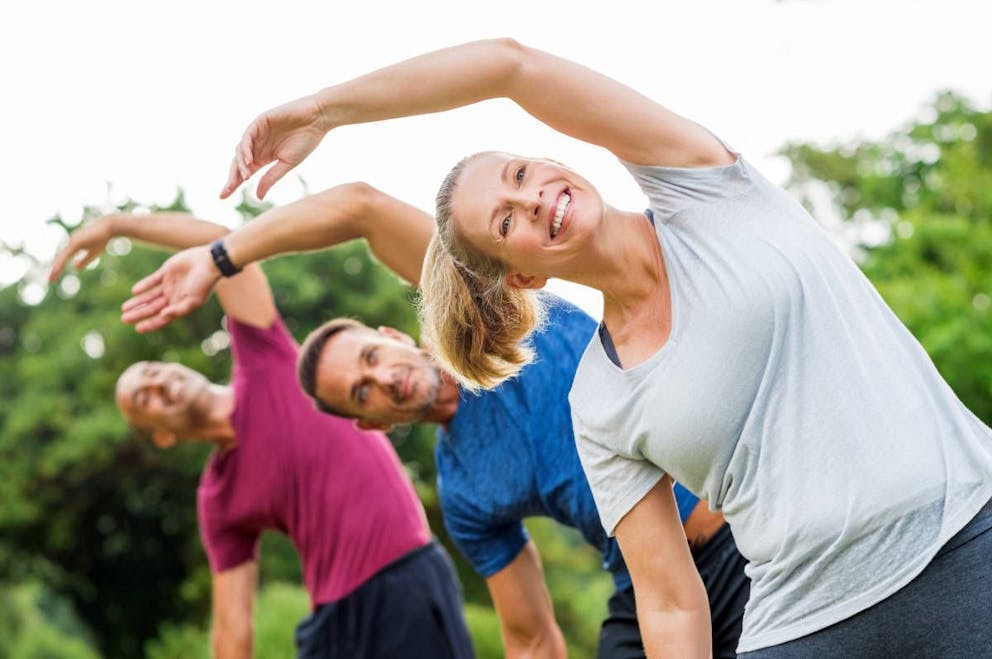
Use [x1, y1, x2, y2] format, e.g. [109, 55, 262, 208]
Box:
[552, 193, 570, 238]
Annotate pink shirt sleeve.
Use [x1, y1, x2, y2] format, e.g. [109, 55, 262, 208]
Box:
[198, 482, 261, 573]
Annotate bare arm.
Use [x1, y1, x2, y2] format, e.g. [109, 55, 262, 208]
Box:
[615, 476, 711, 658]
[224, 39, 732, 199]
[121, 182, 432, 332]
[211, 561, 258, 659]
[485, 541, 566, 659]
[50, 211, 276, 329]
[49, 212, 231, 278]
[223, 181, 432, 286]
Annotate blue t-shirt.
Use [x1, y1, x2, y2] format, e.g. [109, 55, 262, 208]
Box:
[436, 295, 699, 591]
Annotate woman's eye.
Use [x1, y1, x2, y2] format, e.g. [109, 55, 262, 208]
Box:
[500, 216, 511, 237]
[514, 166, 526, 184]
[358, 384, 369, 403]
[367, 348, 378, 366]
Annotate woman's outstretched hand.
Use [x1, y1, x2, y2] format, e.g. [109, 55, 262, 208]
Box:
[121, 245, 220, 333]
[220, 94, 330, 201]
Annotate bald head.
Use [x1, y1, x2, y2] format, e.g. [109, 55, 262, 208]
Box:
[115, 360, 212, 447]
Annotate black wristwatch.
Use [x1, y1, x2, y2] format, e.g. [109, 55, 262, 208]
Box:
[209, 239, 242, 277]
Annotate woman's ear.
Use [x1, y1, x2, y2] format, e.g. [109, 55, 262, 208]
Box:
[504, 272, 548, 290]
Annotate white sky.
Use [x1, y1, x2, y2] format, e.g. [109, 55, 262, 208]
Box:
[2, 0, 989, 316]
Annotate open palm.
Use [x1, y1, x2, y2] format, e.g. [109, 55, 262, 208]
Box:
[121, 245, 220, 333]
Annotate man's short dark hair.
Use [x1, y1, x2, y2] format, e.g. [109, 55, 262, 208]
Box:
[297, 317, 371, 419]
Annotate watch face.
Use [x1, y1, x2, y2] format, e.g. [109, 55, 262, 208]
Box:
[210, 240, 241, 277]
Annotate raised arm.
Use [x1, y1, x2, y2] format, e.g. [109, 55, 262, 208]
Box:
[486, 541, 567, 659]
[50, 211, 275, 329]
[122, 182, 433, 333]
[211, 561, 258, 659]
[615, 476, 711, 658]
[49, 212, 229, 278]
[223, 39, 732, 199]
[224, 181, 432, 285]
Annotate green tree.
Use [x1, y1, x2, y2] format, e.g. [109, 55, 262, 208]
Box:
[0, 581, 101, 659]
[782, 91, 992, 422]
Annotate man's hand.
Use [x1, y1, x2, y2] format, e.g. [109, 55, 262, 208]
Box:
[221, 94, 329, 201]
[121, 244, 220, 333]
[48, 215, 115, 283]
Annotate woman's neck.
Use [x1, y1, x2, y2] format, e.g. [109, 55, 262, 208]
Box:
[573, 208, 666, 313]
[584, 208, 672, 362]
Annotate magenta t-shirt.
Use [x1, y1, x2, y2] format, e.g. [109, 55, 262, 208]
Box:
[197, 315, 431, 606]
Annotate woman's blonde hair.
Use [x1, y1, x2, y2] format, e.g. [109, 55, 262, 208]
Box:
[418, 153, 545, 391]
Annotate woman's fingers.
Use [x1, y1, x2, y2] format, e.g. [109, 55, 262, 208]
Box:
[221, 156, 244, 199]
[48, 244, 76, 282]
[75, 249, 100, 270]
[256, 160, 294, 200]
[239, 124, 256, 172]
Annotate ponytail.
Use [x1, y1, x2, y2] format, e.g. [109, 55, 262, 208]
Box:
[418, 234, 544, 391]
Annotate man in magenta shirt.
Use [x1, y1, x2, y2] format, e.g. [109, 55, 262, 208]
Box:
[51, 211, 473, 658]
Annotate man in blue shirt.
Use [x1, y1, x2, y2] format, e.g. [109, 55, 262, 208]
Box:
[123, 182, 749, 658]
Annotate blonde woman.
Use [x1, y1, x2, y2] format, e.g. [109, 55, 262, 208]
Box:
[182, 40, 990, 657]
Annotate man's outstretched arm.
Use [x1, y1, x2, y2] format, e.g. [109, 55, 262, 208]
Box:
[211, 561, 258, 659]
[121, 182, 433, 333]
[486, 541, 567, 659]
[50, 211, 275, 328]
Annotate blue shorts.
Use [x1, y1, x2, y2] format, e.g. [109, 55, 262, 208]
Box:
[295, 541, 474, 659]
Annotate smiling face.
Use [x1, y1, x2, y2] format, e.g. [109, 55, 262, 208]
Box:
[448, 152, 605, 287]
[313, 327, 443, 427]
[115, 360, 212, 446]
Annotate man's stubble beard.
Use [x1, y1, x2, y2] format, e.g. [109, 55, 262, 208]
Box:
[412, 364, 443, 422]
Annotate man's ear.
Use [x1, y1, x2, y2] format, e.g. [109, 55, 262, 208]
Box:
[504, 272, 548, 290]
[355, 418, 395, 433]
[377, 326, 416, 347]
[151, 429, 179, 449]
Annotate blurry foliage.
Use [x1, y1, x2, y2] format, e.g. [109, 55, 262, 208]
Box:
[526, 518, 614, 657]
[4, 90, 989, 656]
[0, 581, 100, 659]
[144, 580, 309, 659]
[463, 603, 505, 659]
[782, 91, 992, 422]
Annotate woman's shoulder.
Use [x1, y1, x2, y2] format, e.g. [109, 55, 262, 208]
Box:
[622, 150, 756, 223]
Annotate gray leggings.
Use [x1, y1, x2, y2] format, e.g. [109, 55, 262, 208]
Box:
[740, 498, 992, 658]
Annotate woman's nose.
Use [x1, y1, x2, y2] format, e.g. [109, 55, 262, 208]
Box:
[515, 188, 542, 221]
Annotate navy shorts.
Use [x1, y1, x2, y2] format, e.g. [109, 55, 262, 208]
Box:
[739, 497, 992, 658]
[597, 524, 750, 659]
[294, 541, 474, 658]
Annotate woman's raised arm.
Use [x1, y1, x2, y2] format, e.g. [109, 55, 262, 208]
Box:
[223, 39, 732, 199]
